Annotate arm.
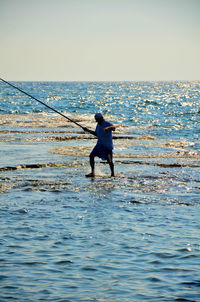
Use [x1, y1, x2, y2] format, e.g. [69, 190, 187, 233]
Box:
[104, 125, 116, 132]
[82, 127, 97, 136]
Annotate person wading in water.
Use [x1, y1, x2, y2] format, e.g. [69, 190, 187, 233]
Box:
[83, 113, 115, 177]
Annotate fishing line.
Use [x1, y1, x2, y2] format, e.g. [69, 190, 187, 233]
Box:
[0, 78, 85, 130]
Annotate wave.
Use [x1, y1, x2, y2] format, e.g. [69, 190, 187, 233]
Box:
[1, 156, 199, 174]
[0, 161, 86, 172]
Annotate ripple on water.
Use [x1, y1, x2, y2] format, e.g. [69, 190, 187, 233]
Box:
[0, 81, 200, 301]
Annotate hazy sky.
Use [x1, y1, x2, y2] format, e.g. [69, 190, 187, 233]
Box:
[0, 0, 199, 81]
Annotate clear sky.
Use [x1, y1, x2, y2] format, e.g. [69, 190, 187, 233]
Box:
[0, 0, 199, 81]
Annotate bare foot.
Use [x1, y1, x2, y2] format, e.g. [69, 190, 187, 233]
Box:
[85, 172, 95, 178]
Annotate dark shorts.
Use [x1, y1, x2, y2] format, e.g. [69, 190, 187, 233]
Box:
[90, 144, 113, 161]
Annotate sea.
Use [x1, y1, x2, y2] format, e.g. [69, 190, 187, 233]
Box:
[0, 81, 200, 301]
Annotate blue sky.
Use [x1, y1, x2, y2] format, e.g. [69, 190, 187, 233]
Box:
[0, 0, 199, 81]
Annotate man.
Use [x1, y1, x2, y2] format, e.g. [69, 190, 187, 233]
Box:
[83, 113, 115, 177]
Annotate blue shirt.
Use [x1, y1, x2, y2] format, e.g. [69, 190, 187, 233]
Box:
[95, 120, 114, 150]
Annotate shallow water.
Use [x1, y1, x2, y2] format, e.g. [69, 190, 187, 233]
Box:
[0, 81, 200, 301]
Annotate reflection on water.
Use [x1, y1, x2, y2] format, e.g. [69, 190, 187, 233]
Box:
[0, 81, 200, 301]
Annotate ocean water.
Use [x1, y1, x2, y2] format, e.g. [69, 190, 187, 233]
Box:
[0, 81, 200, 301]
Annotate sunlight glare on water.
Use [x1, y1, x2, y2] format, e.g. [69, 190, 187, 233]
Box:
[0, 81, 200, 301]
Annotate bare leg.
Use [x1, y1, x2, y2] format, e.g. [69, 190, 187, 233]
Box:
[107, 153, 114, 177]
[90, 154, 95, 175]
[85, 154, 95, 177]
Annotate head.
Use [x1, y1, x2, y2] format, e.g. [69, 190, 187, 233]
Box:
[95, 112, 104, 124]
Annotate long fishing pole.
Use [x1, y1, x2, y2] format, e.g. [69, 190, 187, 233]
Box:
[0, 78, 85, 130]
